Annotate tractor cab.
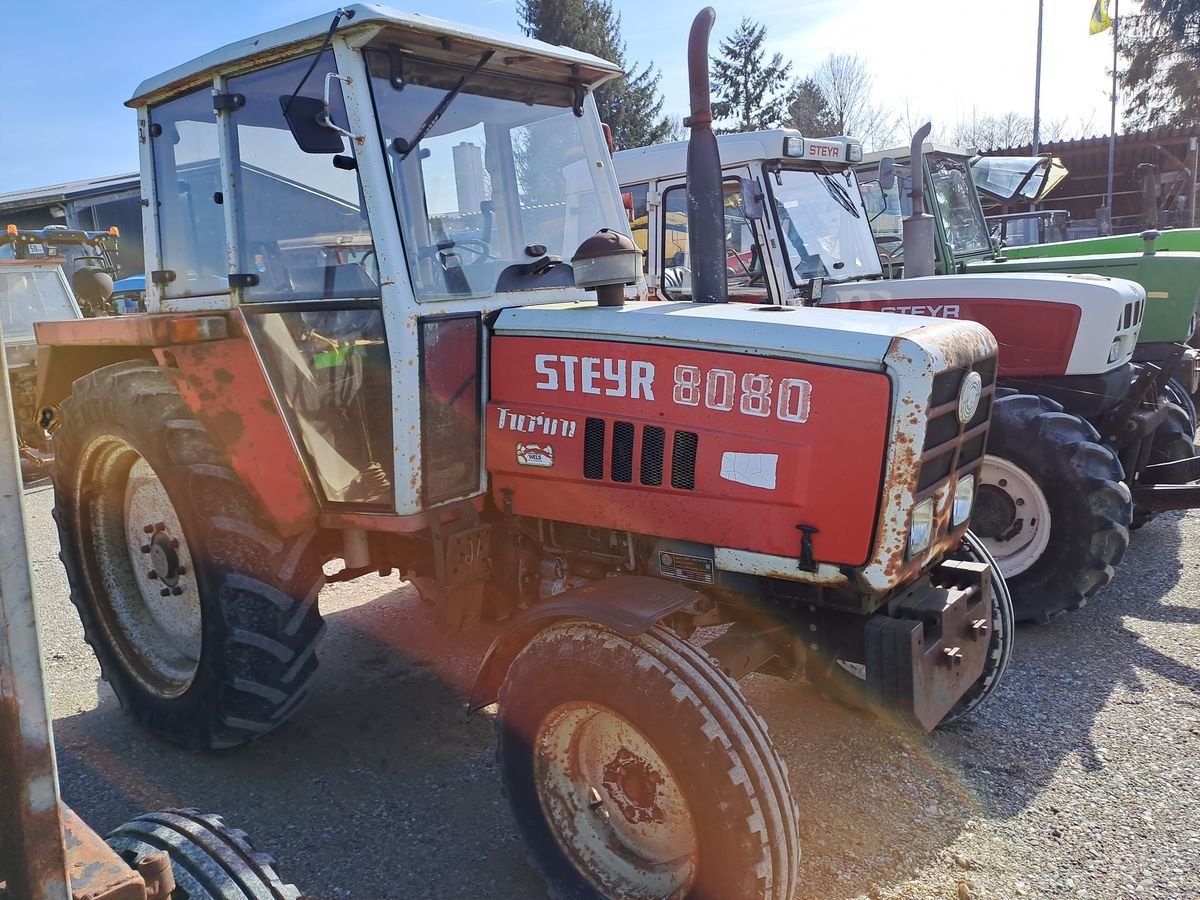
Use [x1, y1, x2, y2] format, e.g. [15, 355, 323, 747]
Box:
[618, 130, 880, 305]
[1, 224, 120, 315]
[110, 5, 630, 514]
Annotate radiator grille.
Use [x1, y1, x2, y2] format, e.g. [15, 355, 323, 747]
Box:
[918, 354, 996, 494]
[580, 418, 695, 490]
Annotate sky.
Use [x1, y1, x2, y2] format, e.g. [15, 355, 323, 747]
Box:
[0, 0, 1128, 194]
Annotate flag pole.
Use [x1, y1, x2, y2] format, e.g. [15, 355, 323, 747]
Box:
[1105, 0, 1119, 217]
[1032, 0, 1044, 157]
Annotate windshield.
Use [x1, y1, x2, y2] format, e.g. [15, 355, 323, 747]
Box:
[0, 268, 78, 343]
[367, 51, 625, 302]
[766, 167, 882, 284]
[927, 153, 991, 256]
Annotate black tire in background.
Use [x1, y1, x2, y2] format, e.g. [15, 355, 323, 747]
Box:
[1133, 399, 1199, 529]
[496, 622, 800, 900]
[974, 393, 1130, 623]
[1164, 377, 1197, 434]
[106, 808, 301, 899]
[52, 361, 326, 750]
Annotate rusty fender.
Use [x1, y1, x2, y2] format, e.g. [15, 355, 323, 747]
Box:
[469, 576, 708, 712]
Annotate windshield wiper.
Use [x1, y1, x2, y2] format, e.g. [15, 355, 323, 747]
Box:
[821, 175, 860, 218]
[392, 50, 495, 159]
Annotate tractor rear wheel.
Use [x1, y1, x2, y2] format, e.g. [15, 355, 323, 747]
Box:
[973, 393, 1130, 623]
[52, 361, 326, 750]
[1164, 377, 1197, 434]
[106, 808, 300, 898]
[496, 622, 799, 900]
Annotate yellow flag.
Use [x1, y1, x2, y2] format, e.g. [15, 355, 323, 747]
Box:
[1090, 0, 1113, 35]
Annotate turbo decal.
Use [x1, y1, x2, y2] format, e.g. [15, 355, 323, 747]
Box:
[497, 407, 577, 437]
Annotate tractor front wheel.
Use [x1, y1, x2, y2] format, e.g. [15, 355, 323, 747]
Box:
[53, 362, 326, 749]
[496, 622, 799, 900]
[973, 393, 1130, 623]
[106, 808, 300, 898]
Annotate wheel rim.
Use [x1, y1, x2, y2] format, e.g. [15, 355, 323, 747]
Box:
[77, 435, 202, 697]
[972, 454, 1052, 578]
[533, 702, 697, 899]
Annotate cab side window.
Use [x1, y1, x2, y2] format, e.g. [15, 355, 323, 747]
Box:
[660, 181, 770, 303]
[623, 182, 650, 273]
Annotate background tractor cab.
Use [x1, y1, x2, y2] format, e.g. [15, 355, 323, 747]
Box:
[1, 224, 120, 316]
[614, 128, 1147, 623]
[32, 9, 1013, 896]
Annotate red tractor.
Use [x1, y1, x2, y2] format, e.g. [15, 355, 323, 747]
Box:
[34, 7, 1012, 896]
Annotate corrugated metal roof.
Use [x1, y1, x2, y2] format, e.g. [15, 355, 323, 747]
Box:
[0, 172, 139, 211]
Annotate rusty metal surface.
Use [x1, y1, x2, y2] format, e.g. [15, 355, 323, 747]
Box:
[162, 336, 319, 538]
[0, 322, 70, 899]
[61, 807, 145, 900]
[33, 314, 229, 348]
[864, 559, 993, 732]
[470, 576, 707, 711]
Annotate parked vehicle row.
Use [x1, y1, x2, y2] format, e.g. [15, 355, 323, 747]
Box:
[5, 4, 1198, 898]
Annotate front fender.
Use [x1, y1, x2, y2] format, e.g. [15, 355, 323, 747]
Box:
[469, 576, 707, 712]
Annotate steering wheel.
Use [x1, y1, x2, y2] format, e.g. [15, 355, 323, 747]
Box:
[419, 239, 491, 267]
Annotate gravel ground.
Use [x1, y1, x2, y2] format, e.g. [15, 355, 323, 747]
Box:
[20, 481, 1200, 899]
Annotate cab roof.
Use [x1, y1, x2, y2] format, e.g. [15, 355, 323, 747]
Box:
[128, 3, 622, 108]
[613, 129, 854, 184]
[860, 143, 973, 165]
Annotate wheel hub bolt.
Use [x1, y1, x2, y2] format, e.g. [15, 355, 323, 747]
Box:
[143, 524, 154, 534]
[160, 588, 171, 598]
[171, 586, 183, 596]
[147, 571, 159, 580]
[141, 545, 151, 554]
[169, 538, 179, 549]
[177, 566, 187, 576]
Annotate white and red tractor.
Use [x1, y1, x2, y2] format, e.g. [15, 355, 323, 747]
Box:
[34, 7, 1012, 897]
[614, 128, 1144, 624]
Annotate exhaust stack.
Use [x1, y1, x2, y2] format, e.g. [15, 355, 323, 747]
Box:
[684, 7, 727, 303]
[903, 121, 936, 279]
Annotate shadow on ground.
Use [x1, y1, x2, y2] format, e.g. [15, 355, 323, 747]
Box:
[49, 514, 1199, 899]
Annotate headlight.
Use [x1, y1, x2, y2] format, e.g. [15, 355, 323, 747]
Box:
[952, 475, 974, 526]
[908, 497, 935, 557]
[1108, 339, 1122, 363]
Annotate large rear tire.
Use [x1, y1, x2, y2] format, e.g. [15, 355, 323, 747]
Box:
[496, 622, 800, 900]
[106, 808, 300, 898]
[53, 362, 326, 750]
[974, 393, 1130, 623]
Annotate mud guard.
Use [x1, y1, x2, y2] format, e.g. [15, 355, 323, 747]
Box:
[469, 576, 708, 712]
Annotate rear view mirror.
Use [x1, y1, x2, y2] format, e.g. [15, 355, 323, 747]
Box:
[738, 177, 765, 219]
[860, 182, 887, 219]
[879, 158, 896, 191]
[280, 96, 345, 154]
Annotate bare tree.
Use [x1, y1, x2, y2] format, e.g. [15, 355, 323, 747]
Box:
[810, 53, 895, 150]
[661, 114, 689, 143]
[951, 109, 1033, 151]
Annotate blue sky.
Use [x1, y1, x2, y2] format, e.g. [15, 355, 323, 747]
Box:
[0, 1, 1121, 194]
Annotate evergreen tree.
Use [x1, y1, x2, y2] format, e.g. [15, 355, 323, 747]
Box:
[518, 0, 671, 149]
[1119, 0, 1200, 129]
[709, 18, 792, 133]
[785, 78, 836, 137]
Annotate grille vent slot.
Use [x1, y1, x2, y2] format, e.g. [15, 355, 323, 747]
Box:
[611, 421, 635, 483]
[641, 426, 665, 485]
[671, 431, 699, 490]
[583, 418, 605, 480]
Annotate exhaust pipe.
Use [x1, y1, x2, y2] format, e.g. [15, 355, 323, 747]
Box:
[902, 122, 936, 278]
[685, 7, 727, 303]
